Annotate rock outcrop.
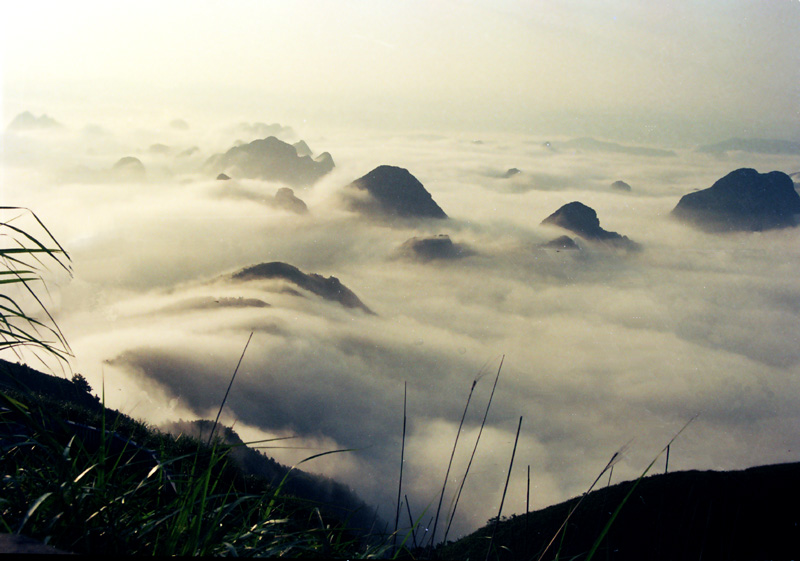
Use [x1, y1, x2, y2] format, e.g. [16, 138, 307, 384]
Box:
[205, 137, 334, 187]
[273, 188, 308, 214]
[231, 262, 373, 314]
[671, 168, 800, 232]
[540, 235, 580, 250]
[398, 235, 472, 262]
[293, 140, 312, 157]
[541, 202, 639, 250]
[344, 165, 447, 219]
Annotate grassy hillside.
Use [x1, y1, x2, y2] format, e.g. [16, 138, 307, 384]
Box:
[0, 359, 385, 556]
[4, 356, 800, 559]
[437, 460, 800, 561]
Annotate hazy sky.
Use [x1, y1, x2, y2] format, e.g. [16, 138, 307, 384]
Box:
[2, 1, 799, 140]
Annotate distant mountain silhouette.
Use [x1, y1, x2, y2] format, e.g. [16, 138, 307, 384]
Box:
[671, 168, 800, 232]
[169, 118, 190, 130]
[542, 202, 639, 250]
[292, 140, 312, 157]
[6, 111, 62, 131]
[540, 235, 580, 250]
[231, 262, 373, 314]
[216, 173, 231, 180]
[696, 138, 800, 155]
[561, 137, 676, 157]
[205, 137, 334, 187]
[148, 143, 172, 155]
[178, 146, 199, 158]
[398, 235, 472, 261]
[344, 165, 447, 219]
[112, 156, 146, 180]
[235, 121, 295, 140]
[611, 180, 632, 192]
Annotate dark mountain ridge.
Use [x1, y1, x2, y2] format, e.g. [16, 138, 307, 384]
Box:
[440, 461, 800, 561]
[672, 168, 800, 232]
[541, 202, 640, 250]
[205, 136, 334, 187]
[344, 165, 448, 219]
[231, 261, 374, 314]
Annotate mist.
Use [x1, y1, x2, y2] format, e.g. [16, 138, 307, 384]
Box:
[2, 111, 799, 540]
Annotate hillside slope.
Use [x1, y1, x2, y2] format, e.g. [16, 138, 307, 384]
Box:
[439, 462, 800, 560]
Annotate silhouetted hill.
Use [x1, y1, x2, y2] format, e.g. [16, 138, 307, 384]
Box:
[438, 462, 800, 561]
[397, 235, 473, 262]
[112, 156, 146, 180]
[162, 419, 378, 534]
[0, 360, 100, 411]
[234, 121, 295, 139]
[611, 180, 632, 192]
[231, 262, 374, 314]
[292, 140, 313, 157]
[343, 165, 448, 219]
[0, 359, 382, 543]
[696, 138, 800, 155]
[540, 235, 580, 250]
[672, 168, 800, 232]
[6, 111, 62, 131]
[204, 137, 334, 187]
[273, 187, 309, 214]
[541, 202, 640, 250]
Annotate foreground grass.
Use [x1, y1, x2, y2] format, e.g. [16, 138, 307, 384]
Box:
[0, 385, 386, 557]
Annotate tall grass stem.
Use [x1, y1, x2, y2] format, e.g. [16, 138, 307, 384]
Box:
[429, 377, 478, 547]
[208, 332, 253, 446]
[486, 415, 523, 561]
[393, 381, 407, 549]
[443, 355, 504, 543]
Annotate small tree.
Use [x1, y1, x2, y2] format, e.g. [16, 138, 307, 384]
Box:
[71, 373, 93, 394]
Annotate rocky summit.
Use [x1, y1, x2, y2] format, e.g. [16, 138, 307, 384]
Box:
[541, 201, 639, 250]
[231, 262, 373, 314]
[205, 136, 334, 187]
[671, 168, 800, 232]
[398, 235, 471, 261]
[344, 165, 447, 219]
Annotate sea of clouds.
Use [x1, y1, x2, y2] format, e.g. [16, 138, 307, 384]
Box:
[3, 115, 800, 540]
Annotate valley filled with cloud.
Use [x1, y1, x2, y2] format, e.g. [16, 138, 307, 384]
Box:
[3, 115, 799, 539]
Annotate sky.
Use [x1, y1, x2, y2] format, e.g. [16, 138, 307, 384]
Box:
[2, 1, 799, 141]
[2, 0, 800, 544]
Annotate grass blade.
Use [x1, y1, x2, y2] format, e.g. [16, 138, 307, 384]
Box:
[485, 416, 523, 561]
[443, 355, 504, 543]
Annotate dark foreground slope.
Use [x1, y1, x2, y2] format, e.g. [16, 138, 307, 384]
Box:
[438, 462, 800, 561]
[0, 359, 378, 543]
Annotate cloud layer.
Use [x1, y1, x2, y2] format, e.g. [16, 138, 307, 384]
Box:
[3, 118, 800, 540]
